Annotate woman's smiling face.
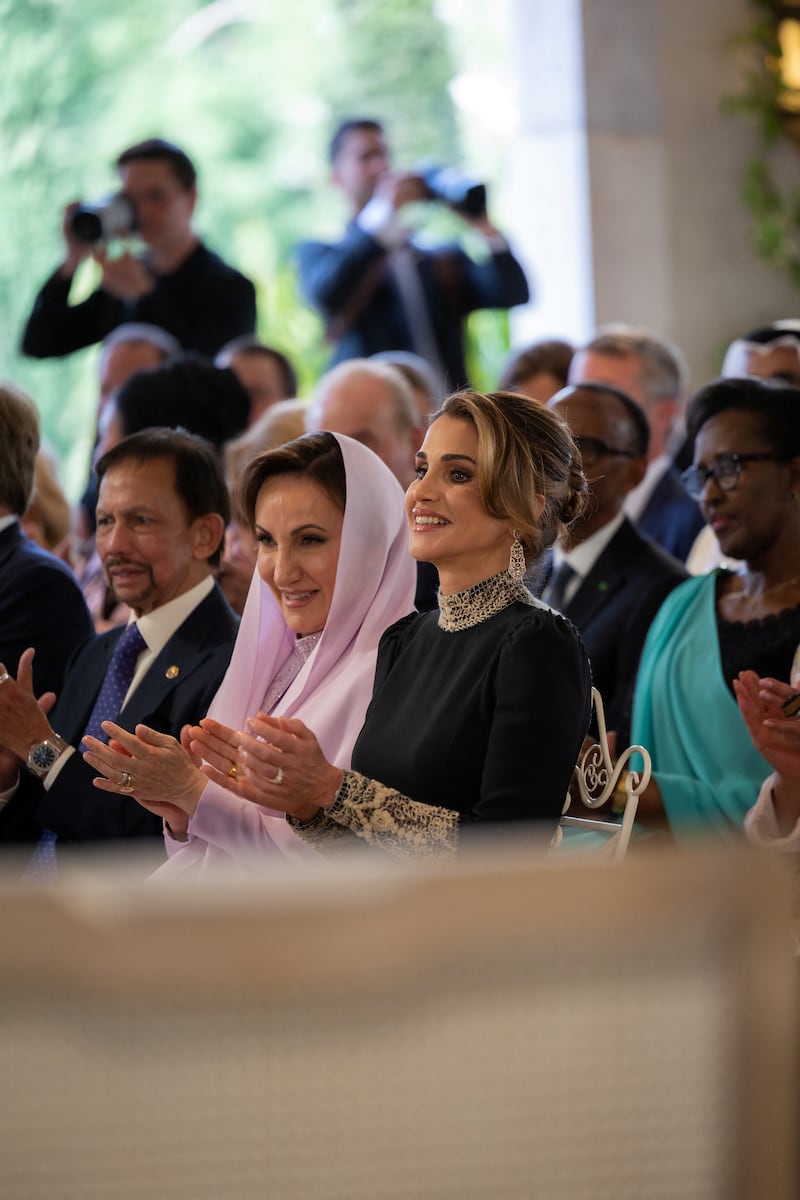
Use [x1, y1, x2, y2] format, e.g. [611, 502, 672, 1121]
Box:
[405, 415, 514, 592]
[254, 475, 344, 636]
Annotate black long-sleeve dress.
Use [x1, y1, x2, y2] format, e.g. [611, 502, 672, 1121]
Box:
[291, 572, 592, 857]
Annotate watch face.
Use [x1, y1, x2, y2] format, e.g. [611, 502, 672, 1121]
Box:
[30, 743, 58, 771]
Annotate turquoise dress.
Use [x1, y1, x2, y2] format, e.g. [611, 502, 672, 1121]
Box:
[631, 573, 775, 840]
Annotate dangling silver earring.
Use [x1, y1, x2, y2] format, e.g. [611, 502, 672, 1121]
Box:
[508, 529, 525, 581]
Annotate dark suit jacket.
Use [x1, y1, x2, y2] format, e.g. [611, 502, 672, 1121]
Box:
[637, 466, 704, 563]
[0, 584, 238, 848]
[0, 521, 93, 697]
[537, 518, 688, 745]
[296, 223, 530, 390]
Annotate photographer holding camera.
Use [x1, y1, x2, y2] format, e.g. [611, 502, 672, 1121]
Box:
[296, 118, 529, 390]
[22, 138, 256, 361]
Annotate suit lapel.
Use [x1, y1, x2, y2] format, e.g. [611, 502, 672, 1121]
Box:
[564, 521, 637, 627]
[118, 587, 228, 726]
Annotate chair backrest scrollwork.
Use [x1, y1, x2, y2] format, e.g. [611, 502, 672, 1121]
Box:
[550, 687, 652, 860]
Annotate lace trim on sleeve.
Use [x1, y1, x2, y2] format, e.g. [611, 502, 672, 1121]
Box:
[288, 770, 459, 859]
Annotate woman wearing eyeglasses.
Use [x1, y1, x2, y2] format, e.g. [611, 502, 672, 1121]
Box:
[630, 376, 800, 838]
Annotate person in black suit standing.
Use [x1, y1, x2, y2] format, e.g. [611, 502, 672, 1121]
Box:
[568, 325, 703, 562]
[0, 428, 238, 860]
[296, 118, 529, 392]
[541, 382, 688, 744]
[0, 382, 93, 698]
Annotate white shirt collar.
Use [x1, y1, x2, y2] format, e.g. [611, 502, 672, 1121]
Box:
[0, 514, 19, 535]
[133, 575, 215, 658]
[553, 511, 626, 580]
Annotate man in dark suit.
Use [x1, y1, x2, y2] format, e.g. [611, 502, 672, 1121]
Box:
[568, 325, 704, 561]
[21, 139, 256, 361]
[296, 118, 529, 392]
[542, 383, 688, 744]
[0, 428, 238, 857]
[0, 381, 93, 697]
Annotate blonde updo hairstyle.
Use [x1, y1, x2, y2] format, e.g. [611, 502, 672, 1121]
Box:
[434, 390, 587, 562]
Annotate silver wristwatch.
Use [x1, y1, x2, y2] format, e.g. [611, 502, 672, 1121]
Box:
[26, 734, 70, 778]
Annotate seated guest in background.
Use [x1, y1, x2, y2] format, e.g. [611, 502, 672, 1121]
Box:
[21, 138, 256, 360]
[220, 400, 308, 616]
[0, 429, 238, 860]
[721, 319, 800, 387]
[500, 337, 573, 404]
[98, 353, 250, 456]
[689, 319, 800, 575]
[215, 336, 298, 426]
[186, 391, 592, 859]
[22, 450, 74, 562]
[97, 322, 181, 415]
[630, 377, 800, 838]
[0, 383, 92, 698]
[543, 383, 688, 745]
[77, 322, 182, 543]
[81, 433, 416, 873]
[306, 358, 437, 610]
[569, 324, 703, 561]
[370, 350, 441, 422]
[734, 670, 800, 849]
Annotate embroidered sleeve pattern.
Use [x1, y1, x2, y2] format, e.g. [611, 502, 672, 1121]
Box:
[289, 770, 459, 859]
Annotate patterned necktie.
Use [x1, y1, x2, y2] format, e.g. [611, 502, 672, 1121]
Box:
[546, 562, 577, 612]
[82, 621, 148, 743]
[25, 622, 147, 878]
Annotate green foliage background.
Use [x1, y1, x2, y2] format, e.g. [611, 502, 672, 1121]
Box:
[0, 0, 515, 497]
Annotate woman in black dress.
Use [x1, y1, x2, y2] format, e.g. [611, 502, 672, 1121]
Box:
[193, 390, 593, 857]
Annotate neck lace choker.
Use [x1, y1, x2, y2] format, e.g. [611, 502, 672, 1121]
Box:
[437, 571, 534, 633]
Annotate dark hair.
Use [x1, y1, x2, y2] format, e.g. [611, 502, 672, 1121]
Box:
[240, 432, 347, 530]
[329, 118, 384, 164]
[687, 377, 800, 456]
[499, 339, 574, 392]
[95, 428, 230, 566]
[556, 381, 650, 458]
[434, 391, 587, 561]
[115, 138, 196, 190]
[114, 354, 250, 448]
[216, 336, 298, 398]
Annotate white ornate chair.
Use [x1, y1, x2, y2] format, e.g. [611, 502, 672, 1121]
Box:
[551, 687, 652, 860]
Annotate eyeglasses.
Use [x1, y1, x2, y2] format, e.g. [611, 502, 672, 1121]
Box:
[680, 453, 787, 500]
[572, 435, 639, 469]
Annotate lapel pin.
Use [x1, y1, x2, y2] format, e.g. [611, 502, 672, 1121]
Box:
[165, 665, 180, 679]
[597, 581, 609, 592]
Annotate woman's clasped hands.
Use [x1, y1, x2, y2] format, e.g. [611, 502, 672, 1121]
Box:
[189, 713, 344, 825]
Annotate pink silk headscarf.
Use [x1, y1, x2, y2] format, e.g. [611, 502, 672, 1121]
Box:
[156, 433, 417, 876]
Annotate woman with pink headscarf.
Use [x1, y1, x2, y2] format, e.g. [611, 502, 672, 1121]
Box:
[82, 432, 416, 872]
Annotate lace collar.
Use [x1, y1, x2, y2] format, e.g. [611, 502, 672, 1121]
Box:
[437, 571, 535, 633]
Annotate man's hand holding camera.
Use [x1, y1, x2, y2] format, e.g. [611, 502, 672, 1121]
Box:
[93, 247, 154, 302]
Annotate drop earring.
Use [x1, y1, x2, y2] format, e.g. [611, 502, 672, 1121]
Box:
[508, 529, 526, 581]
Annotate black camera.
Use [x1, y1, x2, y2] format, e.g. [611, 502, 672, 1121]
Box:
[417, 164, 487, 218]
[69, 193, 137, 244]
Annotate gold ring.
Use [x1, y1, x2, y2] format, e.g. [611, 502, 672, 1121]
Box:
[226, 762, 239, 780]
[270, 766, 284, 785]
[117, 771, 133, 791]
